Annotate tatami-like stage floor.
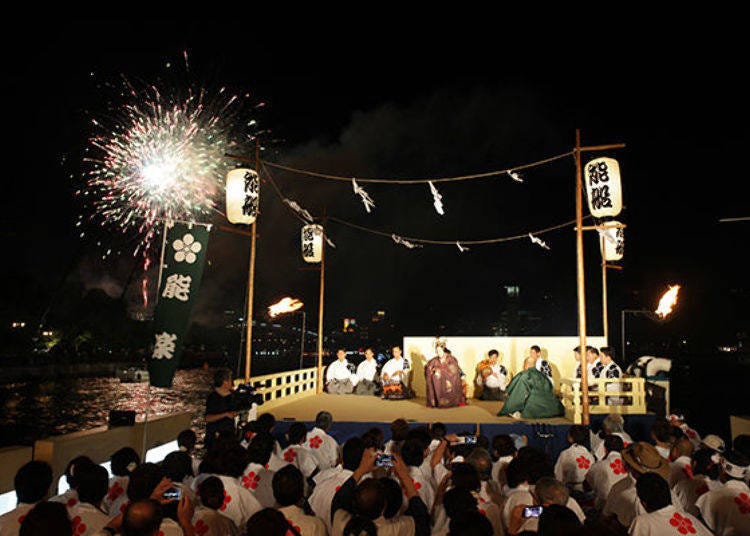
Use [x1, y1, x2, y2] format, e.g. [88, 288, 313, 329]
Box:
[270, 393, 573, 425]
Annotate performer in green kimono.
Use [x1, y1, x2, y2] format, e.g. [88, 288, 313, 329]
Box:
[498, 356, 564, 419]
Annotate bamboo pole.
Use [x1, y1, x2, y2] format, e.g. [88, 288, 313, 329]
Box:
[316, 222, 326, 394]
[244, 142, 260, 383]
[575, 129, 590, 425]
[601, 233, 609, 344]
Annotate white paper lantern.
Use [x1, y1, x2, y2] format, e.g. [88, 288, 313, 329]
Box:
[301, 224, 323, 263]
[600, 221, 624, 261]
[584, 157, 622, 218]
[226, 168, 259, 224]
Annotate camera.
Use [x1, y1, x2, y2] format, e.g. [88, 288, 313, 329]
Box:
[522, 506, 543, 518]
[375, 453, 394, 468]
[232, 383, 264, 410]
[163, 486, 181, 501]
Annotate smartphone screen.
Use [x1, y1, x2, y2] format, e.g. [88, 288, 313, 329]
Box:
[375, 454, 394, 467]
[163, 487, 181, 501]
[463, 436, 477, 445]
[522, 506, 543, 518]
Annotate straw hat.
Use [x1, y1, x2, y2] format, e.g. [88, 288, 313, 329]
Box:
[701, 434, 726, 453]
[622, 442, 670, 480]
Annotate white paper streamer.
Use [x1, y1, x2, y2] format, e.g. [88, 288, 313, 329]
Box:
[391, 234, 422, 249]
[352, 178, 375, 213]
[283, 198, 314, 223]
[508, 170, 524, 183]
[325, 235, 336, 248]
[529, 233, 550, 250]
[428, 181, 445, 215]
[456, 242, 469, 252]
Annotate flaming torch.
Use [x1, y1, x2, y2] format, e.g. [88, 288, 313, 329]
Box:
[655, 285, 681, 319]
[268, 297, 306, 369]
[268, 297, 304, 318]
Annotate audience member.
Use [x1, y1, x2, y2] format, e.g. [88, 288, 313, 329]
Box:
[0, 461, 53, 536]
[307, 411, 339, 470]
[696, 450, 750, 536]
[602, 442, 670, 529]
[584, 434, 627, 510]
[191, 476, 238, 536]
[104, 448, 140, 516]
[668, 437, 694, 488]
[630, 472, 711, 535]
[241, 431, 276, 508]
[273, 466, 326, 535]
[309, 437, 365, 531]
[554, 425, 593, 493]
[18, 502, 72, 536]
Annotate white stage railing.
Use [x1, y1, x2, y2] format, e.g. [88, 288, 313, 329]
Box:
[237, 367, 318, 411]
[560, 377, 647, 424]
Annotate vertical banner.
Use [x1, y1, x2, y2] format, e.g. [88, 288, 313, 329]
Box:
[149, 221, 211, 387]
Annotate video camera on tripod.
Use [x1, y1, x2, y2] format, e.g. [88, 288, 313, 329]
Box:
[230, 383, 264, 428]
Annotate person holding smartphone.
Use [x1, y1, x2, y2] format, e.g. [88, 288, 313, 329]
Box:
[507, 477, 576, 534]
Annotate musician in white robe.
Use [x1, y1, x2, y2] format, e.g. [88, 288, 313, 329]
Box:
[381, 345, 414, 399]
[326, 349, 356, 394]
[354, 348, 379, 395]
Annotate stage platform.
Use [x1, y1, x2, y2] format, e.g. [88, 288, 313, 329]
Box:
[262, 393, 657, 461]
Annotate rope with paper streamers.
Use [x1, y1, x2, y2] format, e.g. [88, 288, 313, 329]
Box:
[252, 150, 573, 184]
[259, 159, 587, 251]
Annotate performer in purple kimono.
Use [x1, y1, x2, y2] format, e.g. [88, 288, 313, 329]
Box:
[425, 338, 466, 408]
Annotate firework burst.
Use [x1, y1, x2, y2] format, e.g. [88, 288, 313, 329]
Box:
[80, 81, 250, 259]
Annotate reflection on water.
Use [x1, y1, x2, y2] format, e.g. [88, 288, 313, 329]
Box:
[0, 369, 214, 448]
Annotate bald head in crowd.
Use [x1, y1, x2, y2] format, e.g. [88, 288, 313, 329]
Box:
[122, 499, 163, 536]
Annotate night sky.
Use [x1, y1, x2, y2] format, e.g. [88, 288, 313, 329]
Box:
[3, 21, 748, 350]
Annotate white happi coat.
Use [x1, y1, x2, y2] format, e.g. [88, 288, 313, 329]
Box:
[102, 475, 129, 516]
[68, 503, 110, 536]
[585, 451, 629, 509]
[279, 444, 319, 478]
[501, 485, 533, 530]
[49, 488, 80, 510]
[356, 358, 378, 382]
[306, 427, 339, 470]
[673, 475, 722, 517]
[604, 474, 646, 528]
[158, 518, 184, 536]
[382, 357, 411, 386]
[191, 506, 239, 536]
[656, 445, 671, 460]
[278, 504, 327, 536]
[216, 474, 262, 529]
[554, 444, 594, 490]
[629, 504, 712, 536]
[334, 509, 415, 536]
[593, 432, 633, 461]
[400, 465, 435, 512]
[0, 503, 36, 536]
[696, 479, 750, 536]
[240, 462, 276, 508]
[309, 467, 353, 531]
[518, 497, 585, 533]
[491, 455, 514, 488]
[668, 456, 693, 488]
[326, 359, 355, 383]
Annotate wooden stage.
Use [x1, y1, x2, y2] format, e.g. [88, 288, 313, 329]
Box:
[267, 393, 573, 425]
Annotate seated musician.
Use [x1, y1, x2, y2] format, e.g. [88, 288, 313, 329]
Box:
[381, 345, 414, 399]
[475, 349, 508, 401]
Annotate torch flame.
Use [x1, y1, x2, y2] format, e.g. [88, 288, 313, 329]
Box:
[655, 285, 681, 319]
[268, 297, 304, 317]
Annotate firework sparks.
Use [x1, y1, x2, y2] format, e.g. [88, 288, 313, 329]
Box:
[79, 77, 254, 309]
[81, 84, 247, 260]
